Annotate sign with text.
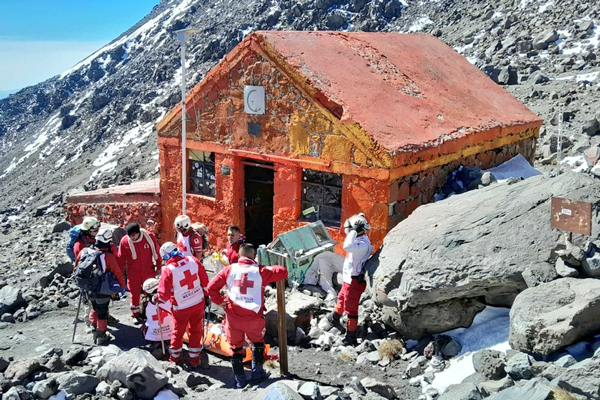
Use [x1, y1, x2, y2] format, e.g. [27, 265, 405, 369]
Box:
[550, 197, 592, 235]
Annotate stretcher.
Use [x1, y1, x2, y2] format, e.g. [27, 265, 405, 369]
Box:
[183, 321, 275, 363]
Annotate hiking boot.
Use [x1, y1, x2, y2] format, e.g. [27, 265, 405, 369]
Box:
[342, 330, 358, 346]
[107, 314, 119, 325]
[169, 356, 181, 364]
[231, 353, 248, 389]
[251, 344, 268, 383]
[94, 331, 111, 346]
[326, 311, 345, 333]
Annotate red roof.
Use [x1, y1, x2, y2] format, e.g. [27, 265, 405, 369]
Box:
[257, 31, 541, 153]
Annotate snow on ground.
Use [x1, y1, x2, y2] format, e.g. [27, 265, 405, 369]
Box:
[92, 122, 154, 168]
[555, 70, 600, 83]
[538, 0, 554, 13]
[408, 16, 433, 32]
[427, 307, 511, 395]
[561, 155, 589, 173]
[89, 161, 118, 182]
[561, 23, 599, 56]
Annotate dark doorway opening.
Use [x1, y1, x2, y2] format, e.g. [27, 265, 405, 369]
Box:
[244, 161, 274, 247]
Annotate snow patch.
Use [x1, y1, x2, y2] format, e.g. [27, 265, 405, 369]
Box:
[561, 155, 589, 173]
[92, 122, 154, 167]
[89, 161, 118, 181]
[408, 17, 433, 33]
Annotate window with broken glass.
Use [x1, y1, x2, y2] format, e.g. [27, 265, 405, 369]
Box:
[189, 150, 215, 197]
[300, 169, 342, 227]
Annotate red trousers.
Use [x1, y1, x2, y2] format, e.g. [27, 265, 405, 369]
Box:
[225, 314, 266, 350]
[334, 281, 366, 318]
[170, 301, 204, 360]
[128, 267, 156, 314]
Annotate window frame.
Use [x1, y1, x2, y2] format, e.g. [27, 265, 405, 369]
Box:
[299, 169, 343, 227]
[188, 150, 216, 198]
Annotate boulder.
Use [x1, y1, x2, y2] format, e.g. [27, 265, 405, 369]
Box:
[582, 251, 600, 277]
[96, 348, 168, 399]
[0, 286, 26, 315]
[522, 262, 558, 287]
[32, 379, 59, 399]
[472, 349, 506, 380]
[52, 221, 71, 233]
[3, 358, 42, 383]
[477, 376, 514, 397]
[438, 383, 482, 400]
[510, 278, 600, 355]
[360, 377, 397, 399]
[555, 353, 600, 399]
[54, 371, 99, 396]
[262, 382, 304, 400]
[485, 377, 553, 400]
[368, 172, 600, 338]
[533, 30, 559, 50]
[504, 352, 534, 380]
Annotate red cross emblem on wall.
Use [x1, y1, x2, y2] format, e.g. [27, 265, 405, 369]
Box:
[179, 269, 198, 290]
[234, 273, 254, 295]
[152, 308, 168, 324]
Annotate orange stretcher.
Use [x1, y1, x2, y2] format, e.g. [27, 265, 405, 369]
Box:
[183, 321, 275, 363]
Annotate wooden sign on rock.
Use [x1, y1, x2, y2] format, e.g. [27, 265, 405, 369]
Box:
[550, 197, 592, 236]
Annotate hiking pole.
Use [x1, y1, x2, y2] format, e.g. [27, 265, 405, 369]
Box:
[72, 290, 83, 343]
[157, 304, 166, 356]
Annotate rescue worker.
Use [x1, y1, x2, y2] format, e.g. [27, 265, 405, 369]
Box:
[76, 228, 125, 345]
[174, 215, 203, 258]
[118, 223, 161, 320]
[225, 225, 245, 264]
[157, 242, 210, 368]
[73, 216, 100, 259]
[207, 244, 288, 388]
[141, 278, 173, 353]
[326, 213, 373, 346]
[191, 222, 210, 255]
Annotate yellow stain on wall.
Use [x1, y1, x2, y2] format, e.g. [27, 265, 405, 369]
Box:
[322, 135, 353, 162]
[308, 113, 332, 134]
[289, 113, 310, 155]
[353, 148, 368, 165]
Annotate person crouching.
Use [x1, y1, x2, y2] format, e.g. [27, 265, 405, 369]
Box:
[207, 244, 287, 388]
[157, 242, 210, 368]
[141, 278, 173, 356]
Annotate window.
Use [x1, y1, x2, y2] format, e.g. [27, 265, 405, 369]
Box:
[189, 150, 215, 197]
[300, 169, 342, 226]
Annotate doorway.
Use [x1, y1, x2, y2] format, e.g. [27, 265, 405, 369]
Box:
[244, 161, 274, 247]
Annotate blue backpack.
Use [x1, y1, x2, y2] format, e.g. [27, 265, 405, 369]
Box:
[66, 225, 85, 262]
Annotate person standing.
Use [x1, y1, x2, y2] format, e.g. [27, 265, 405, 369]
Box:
[225, 225, 245, 264]
[174, 215, 203, 258]
[327, 213, 373, 346]
[157, 242, 210, 368]
[207, 244, 287, 388]
[75, 228, 125, 345]
[118, 223, 161, 320]
[73, 216, 100, 259]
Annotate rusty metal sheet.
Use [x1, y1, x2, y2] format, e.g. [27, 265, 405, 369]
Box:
[551, 197, 592, 235]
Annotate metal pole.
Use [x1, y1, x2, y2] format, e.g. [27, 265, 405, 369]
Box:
[180, 40, 187, 214]
[557, 106, 563, 175]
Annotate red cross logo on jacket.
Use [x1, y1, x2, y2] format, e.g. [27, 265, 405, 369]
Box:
[234, 273, 254, 295]
[179, 269, 198, 290]
[152, 308, 168, 324]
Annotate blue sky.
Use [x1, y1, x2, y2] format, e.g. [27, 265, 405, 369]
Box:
[0, 0, 159, 97]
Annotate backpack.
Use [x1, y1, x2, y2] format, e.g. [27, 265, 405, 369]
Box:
[73, 247, 121, 295]
[66, 225, 84, 262]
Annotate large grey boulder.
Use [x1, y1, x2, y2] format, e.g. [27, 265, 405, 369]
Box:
[555, 353, 600, 399]
[54, 371, 99, 396]
[262, 382, 304, 400]
[3, 358, 42, 383]
[473, 349, 506, 380]
[367, 172, 600, 338]
[438, 382, 482, 400]
[0, 286, 26, 315]
[97, 348, 167, 399]
[486, 377, 553, 400]
[509, 278, 600, 355]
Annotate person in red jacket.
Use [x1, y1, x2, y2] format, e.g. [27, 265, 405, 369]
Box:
[73, 216, 100, 259]
[174, 215, 203, 258]
[225, 225, 245, 264]
[157, 241, 210, 368]
[75, 228, 125, 345]
[207, 244, 287, 388]
[118, 223, 161, 320]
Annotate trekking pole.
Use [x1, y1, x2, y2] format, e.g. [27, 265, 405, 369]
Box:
[72, 290, 83, 343]
[157, 305, 166, 356]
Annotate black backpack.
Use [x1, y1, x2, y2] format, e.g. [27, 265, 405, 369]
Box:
[73, 247, 105, 293]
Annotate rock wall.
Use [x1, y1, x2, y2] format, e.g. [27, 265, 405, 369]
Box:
[63, 202, 162, 238]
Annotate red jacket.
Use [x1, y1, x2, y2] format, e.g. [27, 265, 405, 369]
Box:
[207, 257, 287, 320]
[73, 236, 95, 259]
[176, 230, 203, 258]
[226, 236, 245, 264]
[118, 231, 161, 273]
[158, 255, 209, 309]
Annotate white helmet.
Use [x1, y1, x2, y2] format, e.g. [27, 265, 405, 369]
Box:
[96, 228, 113, 244]
[160, 241, 179, 260]
[174, 215, 191, 231]
[344, 213, 371, 234]
[142, 278, 159, 294]
[81, 216, 100, 231]
[192, 222, 209, 236]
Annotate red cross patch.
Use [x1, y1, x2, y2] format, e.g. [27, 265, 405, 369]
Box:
[179, 269, 198, 290]
[234, 273, 255, 295]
